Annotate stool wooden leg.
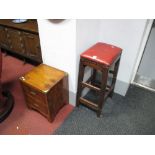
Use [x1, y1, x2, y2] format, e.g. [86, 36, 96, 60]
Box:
[97, 68, 109, 117]
[91, 69, 97, 84]
[76, 59, 85, 107]
[109, 58, 120, 98]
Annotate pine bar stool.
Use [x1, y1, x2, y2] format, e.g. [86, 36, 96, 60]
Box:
[76, 42, 122, 117]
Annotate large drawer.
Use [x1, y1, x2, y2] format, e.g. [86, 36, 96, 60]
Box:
[26, 96, 49, 117]
[21, 83, 49, 117]
[22, 84, 46, 104]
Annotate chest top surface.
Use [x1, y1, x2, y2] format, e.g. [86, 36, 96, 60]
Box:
[20, 64, 67, 93]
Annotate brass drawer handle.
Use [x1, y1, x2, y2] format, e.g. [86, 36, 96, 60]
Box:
[30, 91, 36, 95]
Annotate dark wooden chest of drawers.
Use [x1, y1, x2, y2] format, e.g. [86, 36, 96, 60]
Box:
[0, 19, 42, 63]
[20, 64, 69, 122]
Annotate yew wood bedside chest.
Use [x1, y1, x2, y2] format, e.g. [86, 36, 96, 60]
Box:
[20, 64, 69, 122]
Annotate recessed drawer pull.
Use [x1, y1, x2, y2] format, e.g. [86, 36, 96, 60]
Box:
[21, 44, 24, 47]
[27, 35, 34, 39]
[7, 34, 10, 37]
[30, 91, 36, 95]
[33, 103, 39, 107]
[29, 54, 36, 57]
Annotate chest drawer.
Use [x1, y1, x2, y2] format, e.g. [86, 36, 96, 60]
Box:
[22, 84, 49, 117]
[22, 32, 42, 62]
[0, 26, 8, 48]
[22, 84, 46, 104]
[27, 96, 49, 116]
[25, 93, 47, 107]
[6, 28, 25, 53]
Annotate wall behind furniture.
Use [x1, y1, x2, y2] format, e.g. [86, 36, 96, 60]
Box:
[37, 19, 77, 104]
[98, 19, 147, 95]
[38, 19, 148, 105]
[76, 19, 101, 88]
[38, 19, 101, 105]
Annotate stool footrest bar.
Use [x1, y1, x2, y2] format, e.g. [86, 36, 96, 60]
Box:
[81, 82, 101, 91]
[79, 97, 98, 110]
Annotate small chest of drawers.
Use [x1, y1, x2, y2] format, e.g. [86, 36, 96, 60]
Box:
[20, 64, 69, 122]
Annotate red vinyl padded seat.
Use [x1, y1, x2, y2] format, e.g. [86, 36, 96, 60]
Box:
[81, 42, 122, 66]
